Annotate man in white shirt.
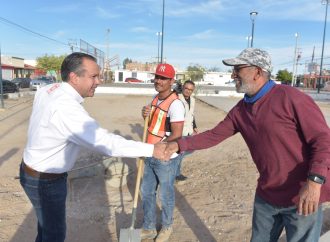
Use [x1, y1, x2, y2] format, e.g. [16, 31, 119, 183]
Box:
[20, 52, 165, 242]
[176, 80, 198, 182]
[140, 63, 185, 242]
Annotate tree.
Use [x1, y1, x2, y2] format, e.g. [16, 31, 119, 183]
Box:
[276, 69, 292, 84]
[36, 54, 66, 73]
[208, 66, 220, 72]
[123, 58, 132, 69]
[186, 64, 205, 82]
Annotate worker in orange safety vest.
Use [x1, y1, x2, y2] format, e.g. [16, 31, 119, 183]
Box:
[140, 63, 185, 242]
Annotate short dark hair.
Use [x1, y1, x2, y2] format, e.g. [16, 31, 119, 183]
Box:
[184, 80, 195, 87]
[61, 52, 97, 82]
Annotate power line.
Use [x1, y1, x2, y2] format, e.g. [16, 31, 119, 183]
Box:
[277, 55, 330, 67]
[0, 16, 69, 47]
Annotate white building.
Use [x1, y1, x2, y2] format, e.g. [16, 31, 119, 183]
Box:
[201, 72, 233, 86]
[114, 69, 154, 83]
[114, 69, 233, 86]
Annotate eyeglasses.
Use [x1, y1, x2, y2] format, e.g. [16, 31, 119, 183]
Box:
[183, 87, 194, 91]
[154, 75, 171, 81]
[232, 65, 254, 74]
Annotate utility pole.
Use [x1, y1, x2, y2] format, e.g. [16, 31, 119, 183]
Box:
[318, 0, 329, 93]
[106, 28, 110, 69]
[0, 45, 4, 109]
[160, 0, 165, 63]
[68, 39, 77, 53]
[291, 33, 299, 87]
[105, 28, 110, 82]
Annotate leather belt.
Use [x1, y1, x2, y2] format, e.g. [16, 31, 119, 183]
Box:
[21, 161, 66, 179]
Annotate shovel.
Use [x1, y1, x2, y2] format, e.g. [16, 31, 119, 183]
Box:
[119, 117, 149, 242]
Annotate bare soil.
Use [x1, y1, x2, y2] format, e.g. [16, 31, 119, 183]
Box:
[0, 94, 329, 242]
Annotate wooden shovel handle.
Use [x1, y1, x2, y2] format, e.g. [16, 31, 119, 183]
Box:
[132, 117, 149, 209]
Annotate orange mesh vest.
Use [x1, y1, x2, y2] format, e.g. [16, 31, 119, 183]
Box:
[147, 92, 179, 144]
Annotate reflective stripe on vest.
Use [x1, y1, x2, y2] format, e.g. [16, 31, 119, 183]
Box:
[147, 92, 178, 144]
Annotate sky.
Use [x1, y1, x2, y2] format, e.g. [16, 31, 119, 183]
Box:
[1, 0, 330, 75]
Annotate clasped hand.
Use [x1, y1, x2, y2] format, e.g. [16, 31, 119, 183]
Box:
[152, 142, 179, 161]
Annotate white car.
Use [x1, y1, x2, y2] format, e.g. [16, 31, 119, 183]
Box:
[30, 79, 52, 91]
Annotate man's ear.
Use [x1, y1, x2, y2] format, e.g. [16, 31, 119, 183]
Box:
[254, 67, 263, 80]
[68, 72, 78, 85]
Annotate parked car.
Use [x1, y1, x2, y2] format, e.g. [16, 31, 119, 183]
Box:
[124, 77, 144, 83]
[11, 77, 31, 88]
[1, 79, 19, 93]
[30, 79, 52, 91]
[37, 76, 55, 82]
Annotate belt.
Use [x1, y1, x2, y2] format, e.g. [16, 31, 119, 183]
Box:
[21, 161, 66, 179]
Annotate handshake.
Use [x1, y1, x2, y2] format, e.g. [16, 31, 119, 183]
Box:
[152, 142, 180, 161]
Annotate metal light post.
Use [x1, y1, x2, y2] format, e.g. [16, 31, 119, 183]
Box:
[156, 32, 162, 63]
[160, 0, 165, 63]
[318, 0, 329, 93]
[292, 33, 299, 87]
[246, 36, 251, 48]
[250, 11, 258, 47]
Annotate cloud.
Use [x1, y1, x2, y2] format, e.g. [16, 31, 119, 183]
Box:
[130, 26, 152, 33]
[95, 6, 121, 19]
[53, 30, 66, 38]
[251, 0, 327, 21]
[36, 4, 80, 13]
[168, 0, 224, 17]
[183, 29, 217, 40]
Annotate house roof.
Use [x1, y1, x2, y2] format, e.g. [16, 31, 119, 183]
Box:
[24, 64, 36, 70]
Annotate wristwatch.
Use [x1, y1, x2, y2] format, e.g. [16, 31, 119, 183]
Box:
[308, 174, 326, 184]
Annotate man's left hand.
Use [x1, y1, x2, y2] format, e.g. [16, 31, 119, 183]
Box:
[297, 180, 322, 216]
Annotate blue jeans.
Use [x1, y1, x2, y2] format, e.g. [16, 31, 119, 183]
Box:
[176, 151, 193, 177]
[141, 155, 181, 229]
[251, 195, 323, 242]
[19, 163, 68, 242]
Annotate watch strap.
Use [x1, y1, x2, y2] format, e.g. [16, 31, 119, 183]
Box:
[308, 174, 326, 184]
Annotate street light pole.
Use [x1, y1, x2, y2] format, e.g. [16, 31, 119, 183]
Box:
[246, 36, 251, 48]
[250, 11, 258, 47]
[318, 0, 329, 93]
[160, 0, 165, 63]
[156, 32, 162, 64]
[292, 33, 299, 87]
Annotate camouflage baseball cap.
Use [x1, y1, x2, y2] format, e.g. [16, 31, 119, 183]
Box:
[222, 48, 273, 73]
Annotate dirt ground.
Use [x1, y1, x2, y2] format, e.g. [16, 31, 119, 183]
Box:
[0, 94, 329, 242]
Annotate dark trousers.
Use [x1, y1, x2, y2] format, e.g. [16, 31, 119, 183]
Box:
[251, 195, 323, 242]
[19, 163, 68, 242]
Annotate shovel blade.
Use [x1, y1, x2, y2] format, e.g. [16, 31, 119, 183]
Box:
[119, 228, 141, 242]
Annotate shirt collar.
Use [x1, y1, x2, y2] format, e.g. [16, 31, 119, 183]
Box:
[61, 82, 84, 104]
[244, 80, 276, 104]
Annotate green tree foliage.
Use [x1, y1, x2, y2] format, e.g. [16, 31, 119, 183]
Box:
[208, 66, 220, 72]
[186, 64, 205, 82]
[36, 54, 66, 72]
[276, 69, 292, 84]
[123, 58, 132, 69]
